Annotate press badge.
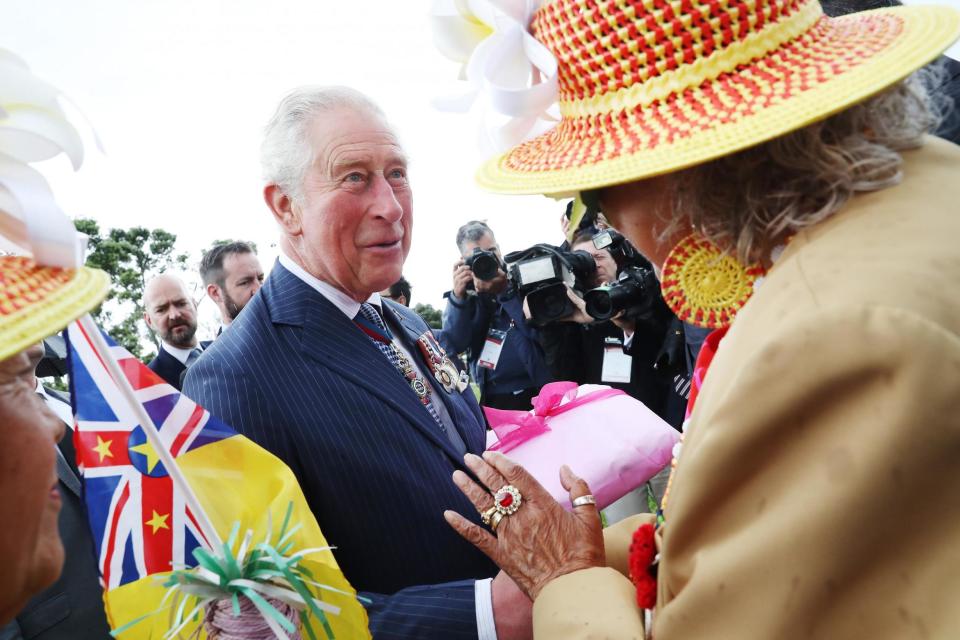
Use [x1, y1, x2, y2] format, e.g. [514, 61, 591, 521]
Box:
[601, 336, 632, 383]
[478, 328, 507, 370]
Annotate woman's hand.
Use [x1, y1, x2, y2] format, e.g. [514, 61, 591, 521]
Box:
[444, 451, 605, 600]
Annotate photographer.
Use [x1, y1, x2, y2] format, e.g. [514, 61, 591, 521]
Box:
[441, 221, 551, 410]
[534, 227, 677, 426]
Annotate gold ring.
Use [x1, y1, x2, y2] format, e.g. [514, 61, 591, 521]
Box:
[489, 510, 505, 532]
[480, 506, 497, 526]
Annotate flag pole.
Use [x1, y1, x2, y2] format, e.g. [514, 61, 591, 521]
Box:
[77, 314, 224, 551]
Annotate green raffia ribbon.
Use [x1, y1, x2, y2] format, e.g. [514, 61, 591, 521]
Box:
[645, 482, 665, 527]
[111, 502, 370, 640]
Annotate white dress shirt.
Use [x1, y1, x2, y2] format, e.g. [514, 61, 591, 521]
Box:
[36, 378, 75, 427]
[160, 340, 202, 365]
[278, 252, 497, 639]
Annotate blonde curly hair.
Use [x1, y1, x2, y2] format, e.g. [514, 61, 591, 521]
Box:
[670, 64, 951, 263]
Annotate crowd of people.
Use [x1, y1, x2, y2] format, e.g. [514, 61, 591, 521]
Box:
[1, 0, 959, 638]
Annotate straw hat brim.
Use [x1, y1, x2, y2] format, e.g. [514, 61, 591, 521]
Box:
[0, 256, 110, 362]
[477, 5, 960, 196]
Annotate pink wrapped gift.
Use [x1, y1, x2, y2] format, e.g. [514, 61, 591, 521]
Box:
[484, 381, 679, 510]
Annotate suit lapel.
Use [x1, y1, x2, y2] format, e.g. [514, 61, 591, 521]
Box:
[266, 266, 469, 464]
[384, 304, 485, 454]
[56, 442, 82, 497]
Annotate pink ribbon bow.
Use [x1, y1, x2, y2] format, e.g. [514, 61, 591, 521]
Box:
[484, 381, 625, 453]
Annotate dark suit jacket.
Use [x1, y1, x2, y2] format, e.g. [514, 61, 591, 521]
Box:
[183, 263, 497, 639]
[539, 319, 671, 420]
[0, 391, 111, 640]
[147, 341, 211, 391]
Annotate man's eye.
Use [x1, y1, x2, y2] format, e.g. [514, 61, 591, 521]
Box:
[345, 172, 366, 183]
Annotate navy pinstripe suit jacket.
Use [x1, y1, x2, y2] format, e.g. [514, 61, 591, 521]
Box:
[183, 263, 497, 638]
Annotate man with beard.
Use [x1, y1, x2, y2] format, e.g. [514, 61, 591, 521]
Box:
[199, 241, 265, 333]
[143, 274, 207, 390]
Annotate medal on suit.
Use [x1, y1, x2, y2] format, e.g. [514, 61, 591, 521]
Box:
[353, 307, 432, 405]
[393, 347, 431, 405]
[417, 331, 468, 393]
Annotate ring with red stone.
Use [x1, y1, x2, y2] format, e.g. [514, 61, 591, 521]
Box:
[493, 484, 522, 516]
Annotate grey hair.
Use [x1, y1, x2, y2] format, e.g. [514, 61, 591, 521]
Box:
[668, 64, 950, 264]
[260, 86, 385, 202]
[456, 220, 495, 254]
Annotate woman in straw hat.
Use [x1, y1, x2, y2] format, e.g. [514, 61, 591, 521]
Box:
[0, 257, 108, 623]
[440, 0, 960, 636]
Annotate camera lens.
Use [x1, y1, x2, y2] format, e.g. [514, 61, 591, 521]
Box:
[526, 283, 574, 324]
[584, 287, 614, 320]
[471, 253, 500, 281]
[541, 290, 569, 319]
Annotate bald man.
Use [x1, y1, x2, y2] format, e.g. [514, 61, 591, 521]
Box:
[142, 274, 207, 390]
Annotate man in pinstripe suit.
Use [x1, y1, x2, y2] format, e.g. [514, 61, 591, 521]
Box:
[184, 87, 533, 639]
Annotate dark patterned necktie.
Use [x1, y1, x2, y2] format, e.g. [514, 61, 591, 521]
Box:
[354, 303, 452, 438]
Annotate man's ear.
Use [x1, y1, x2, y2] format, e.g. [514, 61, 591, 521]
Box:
[264, 184, 301, 235]
[143, 312, 154, 332]
[206, 283, 222, 305]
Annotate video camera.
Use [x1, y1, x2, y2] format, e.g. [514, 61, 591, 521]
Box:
[583, 265, 660, 321]
[504, 244, 596, 325]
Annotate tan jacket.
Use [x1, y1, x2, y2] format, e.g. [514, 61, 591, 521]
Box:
[533, 137, 960, 639]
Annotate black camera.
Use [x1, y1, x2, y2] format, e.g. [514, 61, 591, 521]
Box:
[505, 244, 596, 324]
[590, 228, 637, 269]
[583, 265, 659, 321]
[464, 247, 501, 281]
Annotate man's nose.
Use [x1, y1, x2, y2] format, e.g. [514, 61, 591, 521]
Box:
[368, 173, 404, 223]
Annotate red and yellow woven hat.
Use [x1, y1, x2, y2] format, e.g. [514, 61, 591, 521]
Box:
[476, 0, 960, 195]
[0, 256, 109, 362]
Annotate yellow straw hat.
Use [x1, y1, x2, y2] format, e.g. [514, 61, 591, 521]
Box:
[0, 255, 109, 362]
[476, 0, 960, 195]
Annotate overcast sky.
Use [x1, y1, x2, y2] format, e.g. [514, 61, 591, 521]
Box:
[0, 0, 562, 333]
[2, 0, 957, 335]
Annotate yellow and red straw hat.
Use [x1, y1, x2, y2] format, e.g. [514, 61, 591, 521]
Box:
[476, 0, 960, 195]
[0, 255, 109, 362]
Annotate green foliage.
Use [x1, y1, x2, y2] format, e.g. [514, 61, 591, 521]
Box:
[413, 302, 442, 330]
[76, 218, 189, 360]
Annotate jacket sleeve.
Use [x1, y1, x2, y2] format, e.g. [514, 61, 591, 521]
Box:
[0, 621, 23, 640]
[533, 568, 644, 639]
[498, 295, 551, 386]
[441, 293, 479, 355]
[531, 514, 651, 639]
[363, 580, 479, 639]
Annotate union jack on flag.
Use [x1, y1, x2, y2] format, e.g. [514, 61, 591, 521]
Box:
[66, 321, 230, 589]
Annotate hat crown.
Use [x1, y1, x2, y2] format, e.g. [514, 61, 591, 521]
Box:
[532, 0, 821, 105]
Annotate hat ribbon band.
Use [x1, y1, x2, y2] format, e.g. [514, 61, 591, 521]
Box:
[559, 0, 823, 118]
